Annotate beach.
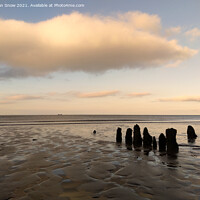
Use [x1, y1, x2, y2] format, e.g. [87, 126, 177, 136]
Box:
[0, 115, 200, 200]
[1, 1, 200, 199]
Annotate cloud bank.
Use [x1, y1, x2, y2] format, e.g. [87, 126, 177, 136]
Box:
[0, 94, 43, 104]
[76, 90, 119, 98]
[159, 96, 200, 102]
[0, 12, 197, 77]
[127, 92, 151, 97]
[0, 90, 120, 104]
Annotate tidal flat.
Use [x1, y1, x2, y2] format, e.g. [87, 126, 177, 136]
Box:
[0, 123, 200, 200]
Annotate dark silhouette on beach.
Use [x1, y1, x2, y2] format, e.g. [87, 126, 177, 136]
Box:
[116, 127, 122, 143]
[166, 128, 179, 155]
[153, 136, 157, 150]
[143, 127, 152, 150]
[114, 124, 197, 157]
[133, 124, 142, 149]
[125, 128, 133, 150]
[187, 125, 197, 143]
[159, 133, 166, 152]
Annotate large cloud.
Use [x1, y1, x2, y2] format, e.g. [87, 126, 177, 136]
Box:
[165, 26, 181, 37]
[0, 12, 197, 77]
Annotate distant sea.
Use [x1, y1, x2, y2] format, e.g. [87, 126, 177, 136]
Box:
[1, 115, 200, 125]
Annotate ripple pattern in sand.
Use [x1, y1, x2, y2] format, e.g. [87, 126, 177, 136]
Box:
[0, 125, 200, 200]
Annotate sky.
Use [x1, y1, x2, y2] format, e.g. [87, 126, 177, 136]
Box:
[0, 0, 200, 115]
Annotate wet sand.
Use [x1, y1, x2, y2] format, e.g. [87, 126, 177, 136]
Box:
[0, 125, 200, 200]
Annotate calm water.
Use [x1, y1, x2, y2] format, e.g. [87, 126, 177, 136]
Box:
[1, 115, 200, 124]
[0, 115, 200, 145]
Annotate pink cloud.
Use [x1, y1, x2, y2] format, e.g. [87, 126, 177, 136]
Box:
[127, 92, 151, 97]
[0, 94, 43, 104]
[159, 96, 200, 102]
[77, 90, 119, 98]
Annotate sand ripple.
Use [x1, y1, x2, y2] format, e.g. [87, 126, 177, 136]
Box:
[0, 125, 200, 200]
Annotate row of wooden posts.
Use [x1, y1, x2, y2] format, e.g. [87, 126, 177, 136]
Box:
[116, 124, 197, 155]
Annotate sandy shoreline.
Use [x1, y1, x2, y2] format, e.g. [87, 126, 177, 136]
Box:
[0, 125, 200, 200]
